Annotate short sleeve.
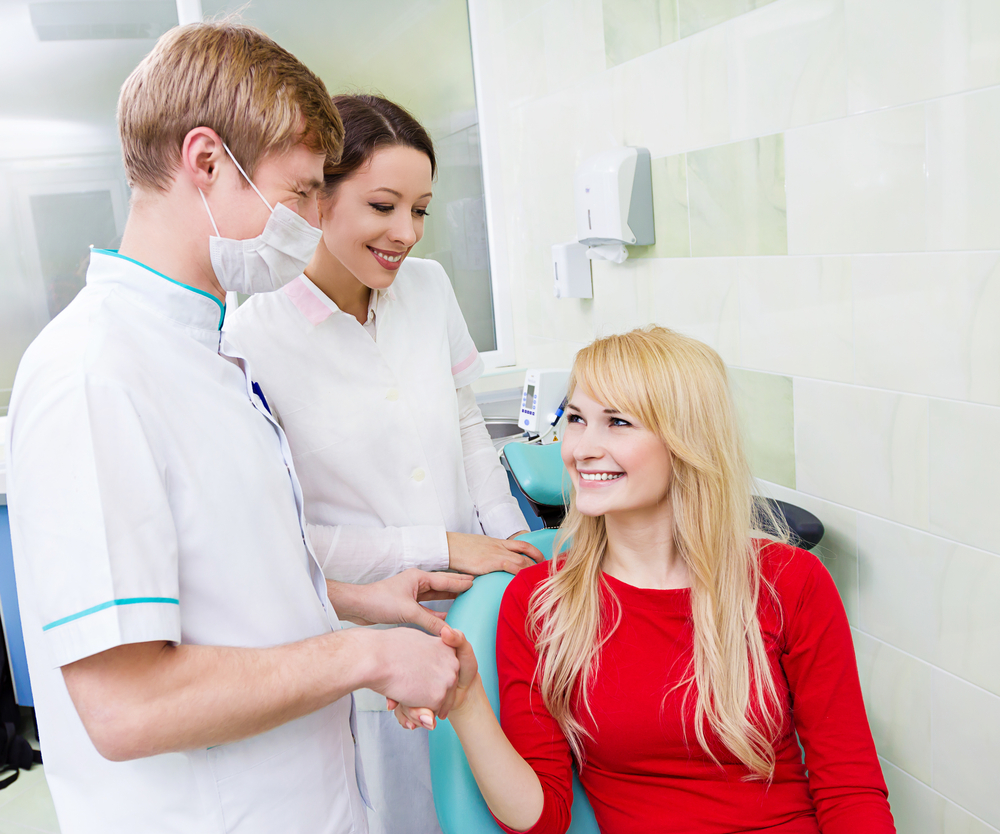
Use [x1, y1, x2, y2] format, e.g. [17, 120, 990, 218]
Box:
[433, 261, 485, 388]
[9, 376, 181, 668]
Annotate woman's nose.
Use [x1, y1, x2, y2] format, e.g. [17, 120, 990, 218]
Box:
[390, 215, 417, 247]
[573, 426, 603, 461]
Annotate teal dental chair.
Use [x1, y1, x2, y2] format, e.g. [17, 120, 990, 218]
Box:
[428, 528, 600, 834]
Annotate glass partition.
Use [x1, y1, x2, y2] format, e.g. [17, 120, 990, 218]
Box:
[0, 0, 500, 416]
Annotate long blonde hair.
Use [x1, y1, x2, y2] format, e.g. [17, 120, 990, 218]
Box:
[527, 326, 786, 778]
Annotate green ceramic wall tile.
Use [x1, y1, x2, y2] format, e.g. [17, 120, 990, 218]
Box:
[729, 368, 795, 488]
[603, 0, 679, 68]
[678, 0, 778, 39]
[630, 154, 691, 259]
[687, 134, 787, 257]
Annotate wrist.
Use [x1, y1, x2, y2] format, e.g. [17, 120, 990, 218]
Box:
[448, 674, 488, 726]
[336, 627, 382, 693]
[327, 579, 370, 625]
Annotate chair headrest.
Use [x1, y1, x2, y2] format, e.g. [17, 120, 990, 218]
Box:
[503, 442, 572, 508]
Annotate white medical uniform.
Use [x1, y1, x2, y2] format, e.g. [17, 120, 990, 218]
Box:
[6, 250, 369, 834]
[224, 257, 527, 834]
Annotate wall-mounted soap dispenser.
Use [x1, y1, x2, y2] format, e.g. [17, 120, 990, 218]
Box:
[574, 146, 654, 263]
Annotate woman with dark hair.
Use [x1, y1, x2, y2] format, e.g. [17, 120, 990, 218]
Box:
[224, 94, 541, 833]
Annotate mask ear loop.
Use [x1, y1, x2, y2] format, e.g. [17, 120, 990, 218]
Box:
[198, 189, 221, 237]
[222, 143, 274, 212]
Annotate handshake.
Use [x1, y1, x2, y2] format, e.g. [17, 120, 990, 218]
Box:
[328, 568, 483, 727]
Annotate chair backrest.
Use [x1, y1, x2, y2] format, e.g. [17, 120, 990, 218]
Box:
[428, 528, 599, 834]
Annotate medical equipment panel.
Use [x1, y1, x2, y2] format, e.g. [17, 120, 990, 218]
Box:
[519, 369, 570, 433]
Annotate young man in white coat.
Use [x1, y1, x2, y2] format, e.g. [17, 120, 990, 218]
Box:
[5, 21, 469, 833]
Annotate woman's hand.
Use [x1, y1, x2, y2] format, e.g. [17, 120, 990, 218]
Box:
[389, 624, 480, 726]
[447, 531, 543, 576]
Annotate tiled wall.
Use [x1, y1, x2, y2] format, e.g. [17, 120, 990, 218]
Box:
[473, 0, 1000, 828]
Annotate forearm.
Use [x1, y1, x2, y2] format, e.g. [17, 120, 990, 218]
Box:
[63, 630, 377, 761]
[457, 386, 528, 539]
[449, 677, 545, 832]
[307, 522, 449, 584]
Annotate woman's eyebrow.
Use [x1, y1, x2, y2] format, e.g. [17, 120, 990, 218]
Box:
[368, 187, 433, 199]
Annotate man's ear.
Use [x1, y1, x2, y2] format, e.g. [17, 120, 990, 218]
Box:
[180, 127, 226, 190]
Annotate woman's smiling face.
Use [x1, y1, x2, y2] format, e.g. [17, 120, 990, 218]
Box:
[317, 144, 433, 290]
[560, 385, 674, 521]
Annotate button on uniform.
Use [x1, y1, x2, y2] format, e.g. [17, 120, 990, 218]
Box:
[411, 468, 425, 482]
[385, 389, 399, 401]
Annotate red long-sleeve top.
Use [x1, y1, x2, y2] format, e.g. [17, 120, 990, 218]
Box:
[494, 541, 895, 834]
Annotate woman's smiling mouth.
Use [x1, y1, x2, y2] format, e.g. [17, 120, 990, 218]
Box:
[368, 245, 406, 270]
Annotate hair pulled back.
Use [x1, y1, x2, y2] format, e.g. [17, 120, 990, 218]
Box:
[322, 94, 436, 197]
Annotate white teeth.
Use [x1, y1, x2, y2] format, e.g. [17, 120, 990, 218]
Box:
[375, 250, 403, 263]
[580, 472, 623, 481]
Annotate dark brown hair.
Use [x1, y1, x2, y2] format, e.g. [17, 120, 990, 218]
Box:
[322, 94, 436, 197]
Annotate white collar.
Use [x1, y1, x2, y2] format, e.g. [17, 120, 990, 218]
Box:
[87, 249, 225, 347]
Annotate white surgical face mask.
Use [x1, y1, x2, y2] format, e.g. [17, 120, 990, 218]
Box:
[199, 144, 322, 295]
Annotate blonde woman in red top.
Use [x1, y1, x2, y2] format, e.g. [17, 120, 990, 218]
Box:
[395, 326, 895, 833]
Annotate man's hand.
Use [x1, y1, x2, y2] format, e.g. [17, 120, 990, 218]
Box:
[327, 569, 473, 635]
[447, 532, 544, 576]
[363, 628, 461, 715]
[388, 624, 480, 722]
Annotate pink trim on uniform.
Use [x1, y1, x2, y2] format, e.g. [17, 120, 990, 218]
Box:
[451, 349, 479, 376]
[283, 276, 334, 326]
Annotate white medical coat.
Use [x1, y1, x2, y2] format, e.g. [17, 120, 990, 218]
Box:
[224, 258, 526, 834]
[224, 258, 526, 583]
[6, 251, 368, 834]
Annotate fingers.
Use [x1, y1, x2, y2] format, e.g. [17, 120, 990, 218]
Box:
[394, 704, 436, 731]
[405, 602, 449, 636]
[441, 626, 479, 688]
[417, 570, 475, 598]
[504, 539, 545, 564]
[520, 543, 545, 563]
[500, 550, 538, 575]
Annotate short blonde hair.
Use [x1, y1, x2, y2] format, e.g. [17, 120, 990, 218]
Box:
[118, 20, 343, 191]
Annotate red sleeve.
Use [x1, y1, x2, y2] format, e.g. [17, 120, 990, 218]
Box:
[776, 546, 896, 834]
[493, 567, 574, 834]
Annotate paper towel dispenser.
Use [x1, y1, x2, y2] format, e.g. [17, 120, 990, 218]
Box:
[573, 147, 654, 247]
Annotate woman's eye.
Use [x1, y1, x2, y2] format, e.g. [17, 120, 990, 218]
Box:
[370, 203, 393, 214]
[413, 208, 429, 217]
[566, 414, 583, 424]
[610, 417, 632, 427]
